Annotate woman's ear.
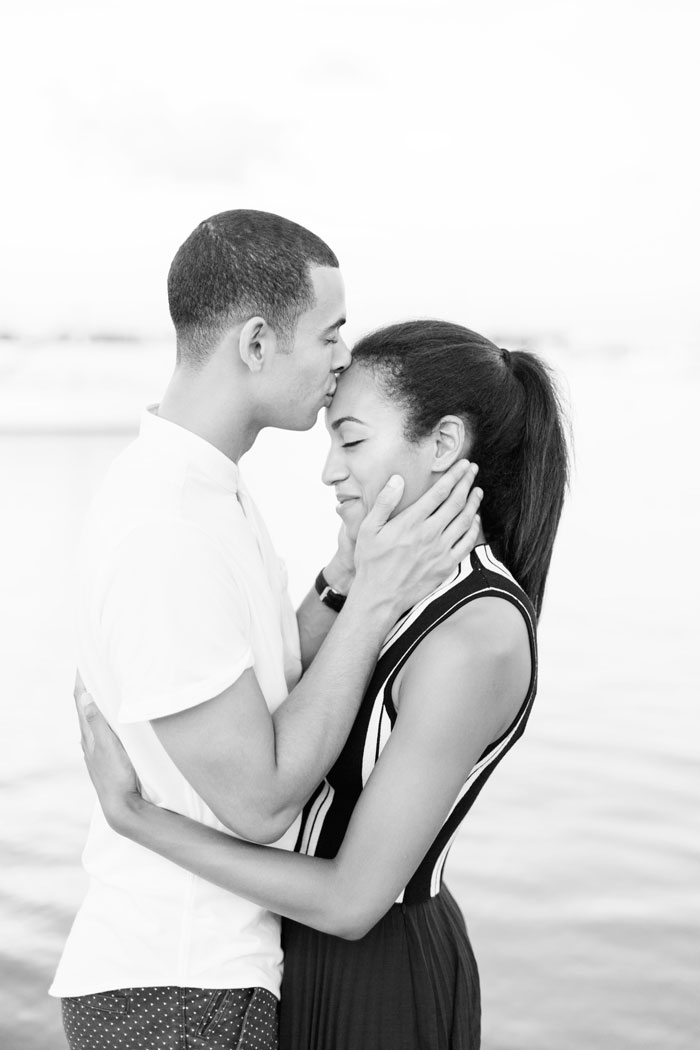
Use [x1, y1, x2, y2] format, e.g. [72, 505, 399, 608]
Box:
[238, 317, 277, 373]
[430, 415, 470, 473]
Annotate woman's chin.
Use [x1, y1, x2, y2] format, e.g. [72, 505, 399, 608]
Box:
[342, 515, 362, 543]
[338, 505, 365, 544]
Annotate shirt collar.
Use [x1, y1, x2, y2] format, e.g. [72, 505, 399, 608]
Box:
[139, 405, 240, 494]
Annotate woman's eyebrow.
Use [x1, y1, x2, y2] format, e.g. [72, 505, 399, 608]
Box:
[330, 415, 367, 431]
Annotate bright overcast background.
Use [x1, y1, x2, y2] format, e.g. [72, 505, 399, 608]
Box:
[2, 0, 698, 349]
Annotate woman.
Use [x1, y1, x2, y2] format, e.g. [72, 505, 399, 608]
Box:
[77, 320, 569, 1050]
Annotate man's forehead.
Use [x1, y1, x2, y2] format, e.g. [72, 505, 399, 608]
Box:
[308, 265, 346, 315]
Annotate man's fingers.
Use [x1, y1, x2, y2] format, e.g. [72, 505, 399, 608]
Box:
[427, 464, 480, 534]
[441, 487, 483, 548]
[401, 460, 472, 525]
[401, 460, 476, 534]
[363, 474, 405, 530]
[451, 515, 482, 562]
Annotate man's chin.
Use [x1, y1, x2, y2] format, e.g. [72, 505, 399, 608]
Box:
[282, 410, 319, 433]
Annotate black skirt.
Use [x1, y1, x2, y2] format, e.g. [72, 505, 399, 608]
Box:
[279, 886, 480, 1050]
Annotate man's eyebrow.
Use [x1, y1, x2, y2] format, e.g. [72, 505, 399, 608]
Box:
[323, 317, 346, 334]
[330, 415, 367, 431]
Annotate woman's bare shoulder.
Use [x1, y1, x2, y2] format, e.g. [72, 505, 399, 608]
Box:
[393, 595, 532, 735]
[449, 594, 531, 655]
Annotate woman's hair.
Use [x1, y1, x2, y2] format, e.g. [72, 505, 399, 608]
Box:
[352, 320, 570, 618]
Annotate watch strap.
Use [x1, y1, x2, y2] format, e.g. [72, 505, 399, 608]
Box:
[314, 569, 347, 612]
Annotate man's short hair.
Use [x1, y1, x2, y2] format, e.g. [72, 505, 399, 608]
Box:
[168, 210, 339, 365]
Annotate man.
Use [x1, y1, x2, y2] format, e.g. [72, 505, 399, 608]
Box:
[51, 210, 481, 1048]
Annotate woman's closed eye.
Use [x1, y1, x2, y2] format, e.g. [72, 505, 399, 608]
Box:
[342, 440, 364, 449]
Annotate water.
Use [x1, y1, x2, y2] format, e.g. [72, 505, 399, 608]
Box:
[1, 346, 698, 1049]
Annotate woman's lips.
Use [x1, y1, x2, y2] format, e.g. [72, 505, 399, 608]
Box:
[335, 496, 360, 515]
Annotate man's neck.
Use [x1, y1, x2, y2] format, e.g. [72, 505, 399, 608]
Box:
[157, 368, 259, 463]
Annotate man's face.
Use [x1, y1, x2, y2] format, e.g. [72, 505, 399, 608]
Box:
[271, 266, 350, 430]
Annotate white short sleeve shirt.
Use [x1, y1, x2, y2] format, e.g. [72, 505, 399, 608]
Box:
[50, 408, 302, 998]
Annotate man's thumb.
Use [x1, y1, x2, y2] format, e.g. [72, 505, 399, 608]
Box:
[367, 474, 405, 528]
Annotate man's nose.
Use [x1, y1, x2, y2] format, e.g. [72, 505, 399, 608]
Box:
[331, 336, 352, 374]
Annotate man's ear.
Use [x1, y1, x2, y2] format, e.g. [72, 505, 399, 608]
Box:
[431, 415, 470, 473]
[238, 317, 277, 373]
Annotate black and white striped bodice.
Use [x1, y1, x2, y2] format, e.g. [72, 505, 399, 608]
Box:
[294, 545, 538, 905]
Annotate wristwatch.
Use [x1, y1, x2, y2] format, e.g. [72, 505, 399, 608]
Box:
[314, 569, 347, 612]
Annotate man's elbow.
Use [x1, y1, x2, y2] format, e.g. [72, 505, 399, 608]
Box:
[247, 811, 297, 845]
[215, 800, 300, 846]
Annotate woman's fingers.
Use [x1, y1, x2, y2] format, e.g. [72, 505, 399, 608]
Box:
[73, 669, 87, 702]
[75, 691, 96, 754]
[75, 692, 115, 764]
[72, 692, 141, 824]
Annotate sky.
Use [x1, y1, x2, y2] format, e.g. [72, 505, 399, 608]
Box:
[1, 0, 698, 350]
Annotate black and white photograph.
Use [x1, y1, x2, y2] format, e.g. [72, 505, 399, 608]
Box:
[1, 2, 698, 1048]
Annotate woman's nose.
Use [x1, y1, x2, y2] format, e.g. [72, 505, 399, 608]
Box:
[321, 447, 349, 487]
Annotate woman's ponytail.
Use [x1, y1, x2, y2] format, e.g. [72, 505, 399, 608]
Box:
[500, 351, 569, 617]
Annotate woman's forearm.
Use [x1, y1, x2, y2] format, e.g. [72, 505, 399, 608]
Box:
[116, 797, 363, 938]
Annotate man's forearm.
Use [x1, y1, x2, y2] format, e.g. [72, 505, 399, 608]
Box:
[264, 583, 396, 835]
[149, 576, 390, 846]
[296, 555, 354, 670]
[296, 586, 337, 671]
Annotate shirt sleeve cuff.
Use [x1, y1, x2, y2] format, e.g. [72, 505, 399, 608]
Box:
[117, 649, 255, 723]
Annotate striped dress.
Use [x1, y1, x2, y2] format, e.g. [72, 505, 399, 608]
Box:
[279, 545, 538, 1050]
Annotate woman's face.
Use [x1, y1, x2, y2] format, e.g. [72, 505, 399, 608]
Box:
[322, 363, 438, 541]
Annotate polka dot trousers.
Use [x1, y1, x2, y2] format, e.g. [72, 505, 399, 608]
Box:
[61, 985, 278, 1049]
